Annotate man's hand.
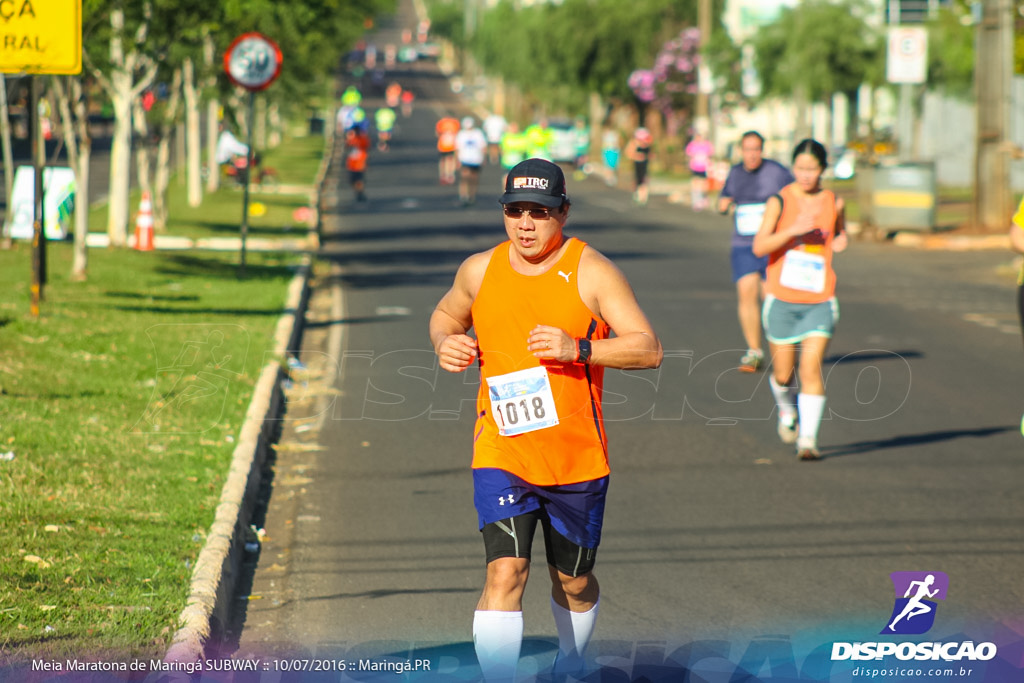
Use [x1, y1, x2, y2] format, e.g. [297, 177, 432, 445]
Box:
[528, 325, 575, 362]
[436, 333, 478, 372]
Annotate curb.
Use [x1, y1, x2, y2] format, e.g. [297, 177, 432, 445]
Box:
[87, 232, 318, 252]
[892, 232, 1011, 251]
[163, 261, 311, 665]
[161, 134, 335, 666]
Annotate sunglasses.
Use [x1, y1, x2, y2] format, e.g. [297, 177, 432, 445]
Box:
[503, 205, 554, 220]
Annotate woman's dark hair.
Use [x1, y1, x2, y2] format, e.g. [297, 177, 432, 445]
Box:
[792, 138, 828, 169]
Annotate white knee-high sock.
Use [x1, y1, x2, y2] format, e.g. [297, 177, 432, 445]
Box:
[797, 393, 826, 442]
[770, 376, 798, 422]
[551, 598, 599, 671]
[551, 598, 600, 658]
[473, 610, 523, 682]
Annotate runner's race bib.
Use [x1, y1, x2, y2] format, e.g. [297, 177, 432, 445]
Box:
[779, 249, 826, 293]
[735, 203, 767, 236]
[486, 366, 559, 437]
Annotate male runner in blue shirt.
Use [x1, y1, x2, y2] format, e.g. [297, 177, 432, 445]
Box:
[717, 131, 794, 372]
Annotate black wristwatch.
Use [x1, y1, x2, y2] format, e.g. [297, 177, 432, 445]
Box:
[575, 338, 593, 365]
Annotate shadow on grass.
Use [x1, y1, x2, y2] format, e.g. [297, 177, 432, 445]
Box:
[187, 221, 310, 237]
[103, 291, 201, 303]
[154, 253, 296, 281]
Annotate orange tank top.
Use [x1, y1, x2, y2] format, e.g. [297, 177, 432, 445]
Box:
[470, 237, 611, 485]
[765, 184, 839, 304]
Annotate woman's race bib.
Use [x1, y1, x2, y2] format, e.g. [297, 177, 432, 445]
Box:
[735, 203, 767, 236]
[486, 366, 559, 437]
[779, 249, 826, 293]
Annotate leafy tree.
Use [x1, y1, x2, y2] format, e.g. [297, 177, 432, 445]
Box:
[77, 0, 392, 248]
[1017, 1, 1024, 74]
[628, 27, 702, 125]
[750, 0, 879, 143]
[925, 0, 975, 97]
[83, 0, 161, 247]
[469, 0, 689, 117]
[424, 0, 466, 50]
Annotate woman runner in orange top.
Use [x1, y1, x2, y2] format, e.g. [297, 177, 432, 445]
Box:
[752, 138, 847, 461]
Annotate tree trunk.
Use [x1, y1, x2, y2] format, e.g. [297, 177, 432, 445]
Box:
[0, 75, 13, 247]
[255, 95, 267, 150]
[132, 96, 153, 203]
[183, 57, 202, 206]
[152, 67, 182, 231]
[52, 75, 91, 280]
[107, 82, 133, 247]
[72, 80, 91, 280]
[175, 119, 185, 185]
[204, 34, 220, 193]
[794, 86, 812, 141]
[824, 92, 835, 151]
[268, 102, 281, 148]
[844, 88, 860, 145]
[588, 91, 604, 163]
[98, 6, 158, 247]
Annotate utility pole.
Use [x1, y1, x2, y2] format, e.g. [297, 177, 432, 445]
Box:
[696, 0, 711, 136]
[973, 0, 1013, 231]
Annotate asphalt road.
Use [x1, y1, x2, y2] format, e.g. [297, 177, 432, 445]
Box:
[222, 5, 1024, 681]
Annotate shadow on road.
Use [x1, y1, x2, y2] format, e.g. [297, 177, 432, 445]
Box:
[820, 425, 1016, 458]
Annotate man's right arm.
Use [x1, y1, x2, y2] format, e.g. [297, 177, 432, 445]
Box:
[430, 252, 488, 373]
[716, 171, 735, 214]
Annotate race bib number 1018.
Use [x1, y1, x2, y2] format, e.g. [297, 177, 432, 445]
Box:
[486, 366, 560, 437]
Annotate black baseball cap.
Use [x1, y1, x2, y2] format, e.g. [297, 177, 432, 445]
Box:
[498, 158, 568, 209]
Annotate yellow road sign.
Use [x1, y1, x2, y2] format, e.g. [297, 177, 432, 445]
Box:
[0, 0, 82, 75]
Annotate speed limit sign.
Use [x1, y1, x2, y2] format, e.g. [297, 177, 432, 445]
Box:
[886, 27, 927, 85]
[224, 32, 282, 91]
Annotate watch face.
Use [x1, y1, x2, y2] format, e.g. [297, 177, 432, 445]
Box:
[578, 338, 592, 363]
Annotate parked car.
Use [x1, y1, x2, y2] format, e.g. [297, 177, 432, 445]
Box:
[416, 42, 441, 59]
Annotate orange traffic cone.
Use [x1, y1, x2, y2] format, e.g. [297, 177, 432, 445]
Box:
[134, 191, 154, 251]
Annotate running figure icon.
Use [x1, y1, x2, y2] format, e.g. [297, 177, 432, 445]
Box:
[888, 574, 939, 632]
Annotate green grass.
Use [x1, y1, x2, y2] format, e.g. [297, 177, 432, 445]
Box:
[0, 132, 324, 662]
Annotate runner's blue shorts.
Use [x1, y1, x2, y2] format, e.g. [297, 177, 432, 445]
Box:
[730, 244, 768, 282]
[473, 468, 608, 549]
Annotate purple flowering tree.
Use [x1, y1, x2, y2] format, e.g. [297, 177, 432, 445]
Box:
[628, 27, 702, 138]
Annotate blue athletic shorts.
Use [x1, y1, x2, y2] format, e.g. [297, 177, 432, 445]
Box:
[762, 295, 839, 344]
[730, 245, 768, 282]
[473, 468, 608, 549]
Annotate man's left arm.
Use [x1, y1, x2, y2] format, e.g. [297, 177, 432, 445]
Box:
[583, 252, 663, 370]
[527, 249, 662, 369]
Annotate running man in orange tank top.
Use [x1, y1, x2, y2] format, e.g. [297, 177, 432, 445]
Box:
[429, 159, 662, 681]
[753, 139, 847, 461]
